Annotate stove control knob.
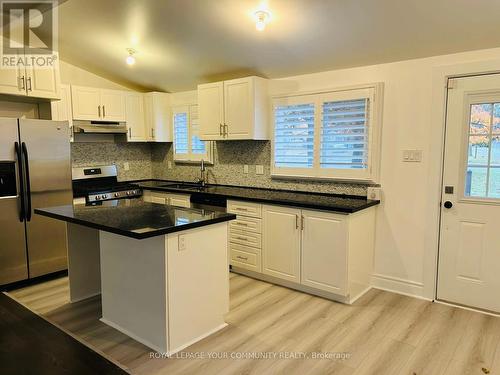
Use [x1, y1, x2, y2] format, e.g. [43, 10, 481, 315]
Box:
[114, 193, 119, 197]
[95, 195, 100, 200]
[126, 191, 131, 195]
[102, 194, 107, 199]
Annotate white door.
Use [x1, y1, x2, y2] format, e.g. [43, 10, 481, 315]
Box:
[224, 77, 252, 139]
[126, 93, 147, 141]
[198, 82, 224, 140]
[301, 210, 347, 295]
[438, 74, 500, 312]
[262, 205, 301, 282]
[100, 89, 126, 122]
[71, 85, 101, 121]
[25, 56, 60, 99]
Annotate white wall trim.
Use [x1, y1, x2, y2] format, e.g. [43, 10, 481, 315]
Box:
[371, 273, 428, 299]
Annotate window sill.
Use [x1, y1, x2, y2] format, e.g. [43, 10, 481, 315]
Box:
[173, 159, 214, 165]
[271, 173, 377, 185]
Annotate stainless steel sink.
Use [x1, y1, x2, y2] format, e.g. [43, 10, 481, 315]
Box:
[160, 183, 206, 191]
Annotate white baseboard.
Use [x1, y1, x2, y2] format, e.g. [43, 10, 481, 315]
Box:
[371, 273, 431, 301]
[168, 323, 228, 356]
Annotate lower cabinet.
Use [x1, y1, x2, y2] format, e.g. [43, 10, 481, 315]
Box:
[231, 201, 376, 304]
[142, 190, 191, 208]
[262, 205, 301, 283]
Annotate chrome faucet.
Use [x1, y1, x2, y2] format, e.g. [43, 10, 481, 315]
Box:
[198, 159, 206, 187]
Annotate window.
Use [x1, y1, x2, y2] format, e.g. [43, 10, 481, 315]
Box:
[272, 84, 382, 181]
[465, 102, 500, 198]
[173, 105, 213, 163]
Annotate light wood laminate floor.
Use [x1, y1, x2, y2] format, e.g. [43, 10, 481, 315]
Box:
[6, 273, 500, 375]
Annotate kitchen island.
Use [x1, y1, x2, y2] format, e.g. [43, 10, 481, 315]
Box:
[35, 200, 236, 355]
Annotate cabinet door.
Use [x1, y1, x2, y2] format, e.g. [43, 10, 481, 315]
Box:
[301, 210, 348, 295]
[25, 56, 60, 99]
[224, 77, 253, 139]
[198, 82, 224, 140]
[0, 39, 25, 96]
[71, 85, 101, 120]
[143, 94, 154, 141]
[262, 205, 301, 282]
[126, 93, 147, 141]
[51, 84, 73, 141]
[101, 89, 126, 122]
[168, 194, 191, 208]
[151, 93, 171, 142]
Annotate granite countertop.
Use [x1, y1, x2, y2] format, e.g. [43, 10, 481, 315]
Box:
[133, 180, 380, 214]
[35, 199, 236, 239]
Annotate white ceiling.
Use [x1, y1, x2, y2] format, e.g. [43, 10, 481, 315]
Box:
[56, 0, 500, 92]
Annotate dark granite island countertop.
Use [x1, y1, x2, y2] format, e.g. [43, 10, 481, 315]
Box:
[35, 199, 236, 239]
[133, 180, 380, 214]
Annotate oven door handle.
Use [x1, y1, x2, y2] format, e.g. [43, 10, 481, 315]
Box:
[14, 142, 26, 222]
[21, 142, 32, 222]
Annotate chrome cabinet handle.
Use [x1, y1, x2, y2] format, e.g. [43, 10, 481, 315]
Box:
[236, 255, 248, 261]
[301, 215, 305, 230]
[237, 207, 248, 211]
[128, 128, 132, 137]
[236, 236, 247, 241]
[102, 105, 106, 117]
[27, 77, 32, 91]
[219, 123, 223, 136]
[224, 123, 228, 137]
[236, 222, 248, 226]
[152, 128, 155, 138]
[98, 105, 101, 117]
[295, 214, 299, 229]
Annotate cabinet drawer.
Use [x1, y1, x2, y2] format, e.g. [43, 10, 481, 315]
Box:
[229, 228, 261, 249]
[230, 243, 261, 272]
[229, 216, 261, 233]
[227, 200, 262, 218]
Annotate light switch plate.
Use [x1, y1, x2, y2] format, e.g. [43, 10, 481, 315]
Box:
[243, 165, 249, 174]
[403, 150, 423, 162]
[123, 162, 130, 171]
[178, 235, 186, 251]
[256, 165, 264, 175]
[367, 187, 382, 201]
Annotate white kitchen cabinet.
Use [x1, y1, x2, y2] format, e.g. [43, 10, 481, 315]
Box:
[198, 76, 268, 141]
[143, 190, 191, 208]
[262, 205, 301, 283]
[100, 89, 126, 121]
[144, 92, 172, 142]
[125, 92, 147, 141]
[301, 209, 348, 295]
[71, 85, 126, 122]
[230, 200, 376, 304]
[50, 84, 73, 141]
[0, 38, 60, 99]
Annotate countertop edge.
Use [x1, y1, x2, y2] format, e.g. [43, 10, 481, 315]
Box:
[34, 209, 237, 240]
[137, 184, 380, 213]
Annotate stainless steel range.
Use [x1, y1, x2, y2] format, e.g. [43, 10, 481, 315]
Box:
[72, 165, 142, 205]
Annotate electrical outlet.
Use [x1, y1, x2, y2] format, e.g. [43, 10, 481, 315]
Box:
[167, 161, 173, 169]
[256, 165, 264, 175]
[123, 162, 130, 171]
[243, 165, 249, 174]
[367, 187, 382, 201]
[178, 235, 186, 251]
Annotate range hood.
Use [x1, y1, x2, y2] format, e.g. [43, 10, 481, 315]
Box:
[73, 120, 127, 134]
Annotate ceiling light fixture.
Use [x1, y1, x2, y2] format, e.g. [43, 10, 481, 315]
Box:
[254, 10, 270, 31]
[126, 48, 136, 65]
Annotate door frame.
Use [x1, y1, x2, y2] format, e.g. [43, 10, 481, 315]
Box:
[428, 58, 500, 301]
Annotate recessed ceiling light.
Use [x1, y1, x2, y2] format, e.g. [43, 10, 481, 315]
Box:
[254, 10, 270, 31]
[126, 48, 136, 65]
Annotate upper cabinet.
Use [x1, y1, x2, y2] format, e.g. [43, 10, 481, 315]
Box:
[125, 92, 147, 142]
[0, 38, 60, 99]
[71, 85, 126, 122]
[143, 92, 171, 142]
[198, 76, 269, 141]
[50, 84, 73, 141]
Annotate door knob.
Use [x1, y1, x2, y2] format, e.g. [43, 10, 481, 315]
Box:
[443, 201, 453, 209]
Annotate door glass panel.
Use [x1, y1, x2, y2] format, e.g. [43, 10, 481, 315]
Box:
[469, 103, 492, 134]
[465, 103, 500, 199]
[465, 167, 487, 197]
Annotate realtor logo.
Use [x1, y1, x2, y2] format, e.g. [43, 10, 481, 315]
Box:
[1, 0, 58, 67]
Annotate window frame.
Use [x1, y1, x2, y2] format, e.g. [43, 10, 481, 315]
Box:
[172, 104, 213, 164]
[271, 83, 383, 183]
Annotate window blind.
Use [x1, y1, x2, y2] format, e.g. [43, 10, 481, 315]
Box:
[274, 103, 315, 168]
[321, 99, 368, 169]
[190, 106, 206, 155]
[174, 112, 189, 154]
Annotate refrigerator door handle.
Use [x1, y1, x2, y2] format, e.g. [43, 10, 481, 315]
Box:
[14, 142, 26, 222]
[21, 142, 32, 221]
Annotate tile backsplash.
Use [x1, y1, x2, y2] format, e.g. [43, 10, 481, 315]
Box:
[151, 141, 370, 196]
[71, 141, 370, 196]
[71, 142, 153, 181]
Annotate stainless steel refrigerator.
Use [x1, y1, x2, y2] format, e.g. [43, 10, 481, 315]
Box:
[0, 118, 72, 285]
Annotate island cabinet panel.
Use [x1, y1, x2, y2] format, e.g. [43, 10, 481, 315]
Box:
[143, 190, 191, 208]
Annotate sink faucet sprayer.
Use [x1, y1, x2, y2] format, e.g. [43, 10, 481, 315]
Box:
[199, 159, 206, 187]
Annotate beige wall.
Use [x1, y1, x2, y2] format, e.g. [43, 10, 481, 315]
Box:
[59, 60, 131, 90]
